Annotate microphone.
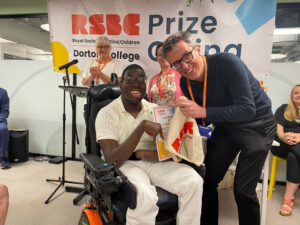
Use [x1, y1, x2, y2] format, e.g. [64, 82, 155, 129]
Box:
[110, 73, 118, 84]
[59, 59, 78, 70]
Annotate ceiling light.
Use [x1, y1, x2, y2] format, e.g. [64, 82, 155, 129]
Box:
[274, 27, 300, 35]
[40, 23, 50, 32]
[271, 53, 286, 59]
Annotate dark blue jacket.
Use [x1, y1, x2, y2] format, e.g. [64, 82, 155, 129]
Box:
[180, 53, 273, 124]
[0, 88, 9, 123]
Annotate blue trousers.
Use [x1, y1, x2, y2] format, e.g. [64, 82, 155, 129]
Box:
[0, 122, 9, 158]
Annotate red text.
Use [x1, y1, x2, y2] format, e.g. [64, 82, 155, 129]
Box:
[72, 14, 140, 35]
[171, 122, 194, 152]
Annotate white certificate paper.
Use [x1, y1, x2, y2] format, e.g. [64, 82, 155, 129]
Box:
[152, 105, 175, 161]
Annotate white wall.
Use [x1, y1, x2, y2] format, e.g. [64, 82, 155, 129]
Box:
[263, 63, 300, 111]
[0, 60, 86, 158]
[1, 60, 299, 180]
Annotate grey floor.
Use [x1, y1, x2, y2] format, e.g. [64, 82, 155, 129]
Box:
[1, 157, 299, 225]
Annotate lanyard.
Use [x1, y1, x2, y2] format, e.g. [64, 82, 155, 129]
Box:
[157, 70, 169, 100]
[96, 57, 111, 82]
[187, 56, 207, 108]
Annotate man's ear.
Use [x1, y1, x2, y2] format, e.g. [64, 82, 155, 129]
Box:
[195, 44, 201, 56]
[119, 80, 123, 90]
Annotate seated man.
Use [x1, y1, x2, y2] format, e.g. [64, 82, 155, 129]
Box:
[0, 184, 9, 225]
[0, 87, 10, 169]
[96, 64, 203, 225]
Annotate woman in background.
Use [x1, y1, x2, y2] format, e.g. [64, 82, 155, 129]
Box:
[82, 36, 123, 86]
[148, 43, 183, 105]
[271, 84, 300, 216]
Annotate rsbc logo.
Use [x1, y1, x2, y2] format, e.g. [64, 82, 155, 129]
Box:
[171, 122, 194, 152]
[72, 14, 140, 35]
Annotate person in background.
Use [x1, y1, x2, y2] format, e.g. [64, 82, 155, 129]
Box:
[82, 36, 123, 86]
[148, 43, 183, 105]
[0, 88, 10, 169]
[0, 184, 9, 225]
[271, 84, 300, 216]
[96, 64, 203, 225]
[162, 31, 276, 225]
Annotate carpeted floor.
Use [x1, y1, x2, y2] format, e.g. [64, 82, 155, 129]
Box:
[0, 157, 299, 225]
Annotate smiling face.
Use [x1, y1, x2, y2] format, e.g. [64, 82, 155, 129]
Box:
[165, 40, 204, 82]
[292, 85, 300, 107]
[96, 44, 111, 60]
[120, 68, 147, 106]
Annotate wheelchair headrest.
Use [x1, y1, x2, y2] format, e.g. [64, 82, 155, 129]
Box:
[88, 84, 122, 101]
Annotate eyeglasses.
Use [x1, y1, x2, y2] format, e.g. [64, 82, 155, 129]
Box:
[170, 45, 196, 70]
[123, 75, 147, 84]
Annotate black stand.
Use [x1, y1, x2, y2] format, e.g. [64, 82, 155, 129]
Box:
[44, 73, 83, 204]
[69, 80, 95, 205]
[72, 73, 77, 159]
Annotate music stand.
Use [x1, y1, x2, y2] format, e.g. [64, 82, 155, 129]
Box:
[45, 63, 87, 204]
[61, 85, 89, 205]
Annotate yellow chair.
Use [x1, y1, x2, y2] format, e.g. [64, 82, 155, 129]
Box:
[268, 155, 287, 198]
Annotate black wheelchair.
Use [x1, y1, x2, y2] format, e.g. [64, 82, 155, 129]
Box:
[78, 84, 179, 225]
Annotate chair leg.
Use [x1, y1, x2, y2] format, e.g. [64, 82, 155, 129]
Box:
[268, 157, 279, 199]
[261, 152, 270, 225]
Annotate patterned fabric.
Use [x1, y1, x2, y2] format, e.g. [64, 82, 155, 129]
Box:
[148, 68, 183, 106]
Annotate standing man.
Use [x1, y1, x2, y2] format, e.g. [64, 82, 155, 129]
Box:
[0, 88, 10, 169]
[162, 31, 276, 225]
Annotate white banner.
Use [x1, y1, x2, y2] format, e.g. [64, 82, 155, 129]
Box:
[47, 0, 276, 78]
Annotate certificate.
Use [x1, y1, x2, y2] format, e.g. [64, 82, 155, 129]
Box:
[152, 105, 175, 161]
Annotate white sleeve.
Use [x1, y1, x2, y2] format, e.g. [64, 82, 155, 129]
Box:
[95, 106, 119, 142]
[82, 60, 93, 79]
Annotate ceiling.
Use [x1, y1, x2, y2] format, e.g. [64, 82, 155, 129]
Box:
[272, 3, 300, 62]
[0, 16, 51, 60]
[0, 1, 299, 62]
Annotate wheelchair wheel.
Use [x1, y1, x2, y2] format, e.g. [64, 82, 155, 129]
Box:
[78, 212, 90, 225]
[78, 209, 103, 225]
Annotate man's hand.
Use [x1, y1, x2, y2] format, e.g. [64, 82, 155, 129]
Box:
[175, 97, 206, 118]
[142, 120, 164, 140]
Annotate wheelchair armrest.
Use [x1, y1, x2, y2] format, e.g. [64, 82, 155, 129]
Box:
[80, 153, 115, 176]
[80, 153, 137, 210]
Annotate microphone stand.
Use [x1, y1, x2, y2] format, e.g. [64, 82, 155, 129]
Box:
[44, 67, 83, 204]
[65, 68, 80, 146]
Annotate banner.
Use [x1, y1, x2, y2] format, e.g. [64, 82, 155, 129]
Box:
[47, 0, 276, 78]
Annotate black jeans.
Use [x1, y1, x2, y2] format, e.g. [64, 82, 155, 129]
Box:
[201, 116, 276, 225]
[271, 141, 300, 183]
